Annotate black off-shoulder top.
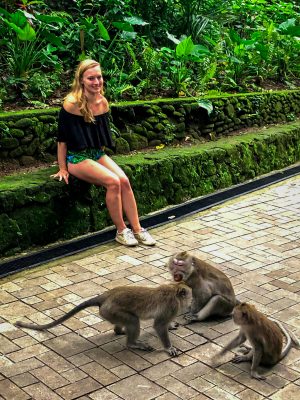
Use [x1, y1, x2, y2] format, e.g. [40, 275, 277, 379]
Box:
[57, 107, 114, 151]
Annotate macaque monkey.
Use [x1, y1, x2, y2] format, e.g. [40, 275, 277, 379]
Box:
[168, 251, 238, 322]
[217, 302, 300, 380]
[15, 282, 192, 356]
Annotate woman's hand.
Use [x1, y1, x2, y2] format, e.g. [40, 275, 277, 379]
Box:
[50, 169, 69, 184]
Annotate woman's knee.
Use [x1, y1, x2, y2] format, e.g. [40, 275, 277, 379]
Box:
[119, 175, 132, 191]
[107, 176, 121, 193]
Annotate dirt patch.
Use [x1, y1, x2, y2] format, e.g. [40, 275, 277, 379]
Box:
[0, 159, 57, 178]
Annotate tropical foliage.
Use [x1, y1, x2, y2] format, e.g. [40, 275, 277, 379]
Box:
[0, 0, 299, 107]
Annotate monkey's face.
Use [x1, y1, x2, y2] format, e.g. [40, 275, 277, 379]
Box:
[233, 307, 243, 325]
[233, 303, 253, 326]
[176, 283, 193, 310]
[168, 252, 192, 282]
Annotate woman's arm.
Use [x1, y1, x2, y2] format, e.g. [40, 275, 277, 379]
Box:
[50, 142, 69, 184]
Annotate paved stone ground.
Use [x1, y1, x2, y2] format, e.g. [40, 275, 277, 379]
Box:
[1, 175, 300, 400]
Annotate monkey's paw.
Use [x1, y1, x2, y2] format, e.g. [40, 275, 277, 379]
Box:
[128, 341, 154, 352]
[238, 345, 251, 354]
[232, 355, 251, 363]
[114, 326, 125, 335]
[251, 371, 266, 380]
[169, 321, 179, 330]
[184, 313, 199, 322]
[167, 346, 179, 356]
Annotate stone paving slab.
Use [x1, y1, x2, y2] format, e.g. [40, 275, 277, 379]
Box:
[1, 175, 300, 399]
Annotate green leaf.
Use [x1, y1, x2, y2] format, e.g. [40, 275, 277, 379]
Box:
[97, 19, 110, 41]
[202, 34, 217, 46]
[240, 38, 256, 46]
[256, 44, 269, 61]
[119, 84, 133, 94]
[10, 10, 28, 28]
[0, 6, 10, 19]
[78, 52, 87, 61]
[278, 19, 300, 36]
[44, 43, 57, 55]
[5, 20, 36, 40]
[176, 36, 194, 58]
[196, 99, 213, 115]
[35, 14, 66, 25]
[166, 31, 180, 45]
[43, 32, 63, 48]
[4, 21, 24, 36]
[229, 55, 242, 64]
[112, 21, 134, 32]
[278, 18, 295, 32]
[81, 17, 94, 30]
[229, 29, 242, 44]
[123, 16, 148, 26]
[191, 44, 210, 57]
[18, 22, 36, 41]
[121, 31, 137, 40]
[284, 26, 300, 36]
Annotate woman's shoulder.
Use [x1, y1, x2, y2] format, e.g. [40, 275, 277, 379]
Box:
[63, 95, 81, 115]
[95, 95, 109, 115]
[101, 95, 109, 111]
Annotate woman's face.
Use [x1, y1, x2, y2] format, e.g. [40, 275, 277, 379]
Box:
[81, 65, 103, 95]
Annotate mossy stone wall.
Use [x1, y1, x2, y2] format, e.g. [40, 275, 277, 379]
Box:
[0, 109, 59, 166]
[0, 120, 299, 257]
[0, 91, 299, 166]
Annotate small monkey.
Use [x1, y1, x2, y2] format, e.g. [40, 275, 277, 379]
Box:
[168, 251, 238, 322]
[15, 282, 192, 356]
[217, 302, 300, 380]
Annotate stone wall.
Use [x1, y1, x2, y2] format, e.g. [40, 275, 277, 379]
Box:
[0, 120, 299, 257]
[0, 91, 299, 167]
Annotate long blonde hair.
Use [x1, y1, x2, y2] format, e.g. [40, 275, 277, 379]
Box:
[68, 59, 104, 123]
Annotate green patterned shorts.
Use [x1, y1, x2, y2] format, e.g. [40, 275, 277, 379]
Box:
[66, 148, 105, 164]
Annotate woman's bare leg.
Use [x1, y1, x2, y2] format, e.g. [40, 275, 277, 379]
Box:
[98, 155, 142, 233]
[67, 159, 127, 232]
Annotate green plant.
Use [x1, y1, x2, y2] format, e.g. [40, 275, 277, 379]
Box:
[138, 44, 162, 91]
[163, 121, 176, 144]
[286, 113, 296, 121]
[104, 61, 137, 101]
[23, 71, 54, 100]
[131, 0, 177, 44]
[0, 7, 65, 79]
[26, 99, 49, 108]
[0, 121, 10, 138]
[214, 1, 300, 86]
[160, 35, 211, 95]
[17, 0, 46, 13]
[0, 87, 7, 106]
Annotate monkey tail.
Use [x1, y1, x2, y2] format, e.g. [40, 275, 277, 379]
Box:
[15, 296, 101, 331]
[269, 318, 300, 360]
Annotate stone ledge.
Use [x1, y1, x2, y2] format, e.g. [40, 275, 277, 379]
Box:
[0, 120, 299, 257]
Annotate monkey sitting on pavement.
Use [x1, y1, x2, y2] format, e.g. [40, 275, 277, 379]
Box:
[15, 282, 192, 356]
[167, 251, 239, 322]
[215, 302, 300, 380]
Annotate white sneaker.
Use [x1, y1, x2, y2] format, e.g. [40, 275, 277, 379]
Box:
[116, 228, 138, 246]
[134, 228, 156, 246]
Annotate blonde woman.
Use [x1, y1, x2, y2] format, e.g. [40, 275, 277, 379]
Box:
[51, 59, 156, 246]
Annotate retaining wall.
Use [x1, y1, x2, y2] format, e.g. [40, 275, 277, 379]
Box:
[1, 120, 299, 257]
[0, 91, 299, 167]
